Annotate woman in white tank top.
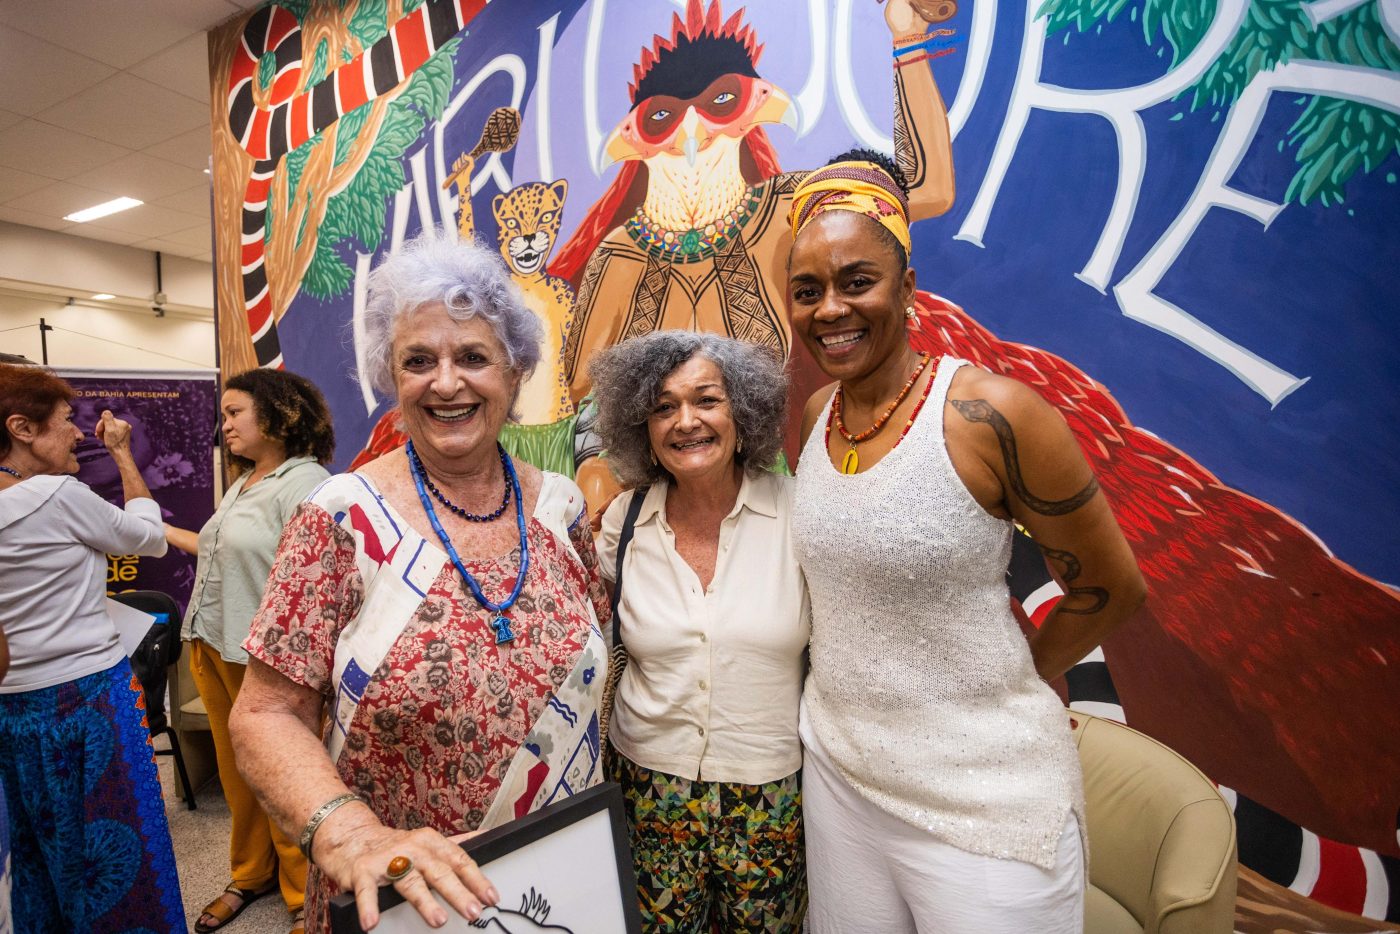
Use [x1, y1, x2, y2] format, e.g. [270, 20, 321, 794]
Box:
[783, 157, 1147, 933]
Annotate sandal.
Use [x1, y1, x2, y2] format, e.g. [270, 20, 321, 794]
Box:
[289, 907, 306, 933]
[193, 882, 275, 933]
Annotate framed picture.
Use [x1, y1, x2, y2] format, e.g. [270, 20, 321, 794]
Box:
[329, 782, 642, 933]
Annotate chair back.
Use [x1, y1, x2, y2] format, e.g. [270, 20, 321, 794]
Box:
[111, 590, 183, 733]
[1070, 711, 1237, 934]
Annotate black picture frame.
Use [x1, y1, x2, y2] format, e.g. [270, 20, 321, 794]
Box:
[329, 782, 642, 933]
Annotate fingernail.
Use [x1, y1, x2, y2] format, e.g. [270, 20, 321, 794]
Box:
[486, 886, 500, 905]
[466, 902, 481, 920]
[433, 910, 448, 927]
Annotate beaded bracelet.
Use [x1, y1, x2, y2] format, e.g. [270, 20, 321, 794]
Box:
[298, 792, 362, 860]
[895, 47, 957, 69]
[892, 33, 959, 58]
[894, 27, 956, 46]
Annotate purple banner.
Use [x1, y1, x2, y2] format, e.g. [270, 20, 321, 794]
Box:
[57, 369, 219, 613]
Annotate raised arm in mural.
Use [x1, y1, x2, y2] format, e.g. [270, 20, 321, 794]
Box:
[553, 0, 956, 406]
[442, 107, 523, 242]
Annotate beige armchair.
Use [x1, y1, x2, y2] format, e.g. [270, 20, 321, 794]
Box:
[1070, 711, 1237, 934]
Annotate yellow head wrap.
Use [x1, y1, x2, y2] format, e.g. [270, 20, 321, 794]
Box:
[788, 160, 911, 254]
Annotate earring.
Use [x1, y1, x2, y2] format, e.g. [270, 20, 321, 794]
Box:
[905, 305, 917, 320]
[649, 450, 657, 467]
[736, 438, 744, 456]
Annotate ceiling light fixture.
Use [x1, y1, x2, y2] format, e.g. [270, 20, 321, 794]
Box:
[64, 197, 143, 223]
[91, 293, 115, 300]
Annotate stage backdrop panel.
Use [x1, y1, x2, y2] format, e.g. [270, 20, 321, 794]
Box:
[57, 369, 219, 611]
[208, 1, 1400, 928]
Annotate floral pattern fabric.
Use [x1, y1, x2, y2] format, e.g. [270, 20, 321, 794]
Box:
[246, 473, 608, 934]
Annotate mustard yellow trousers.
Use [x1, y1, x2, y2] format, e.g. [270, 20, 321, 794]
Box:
[189, 639, 306, 912]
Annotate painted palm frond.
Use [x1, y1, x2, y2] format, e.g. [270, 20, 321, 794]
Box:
[301, 36, 461, 298]
[1037, 0, 1400, 206]
[256, 1, 462, 303]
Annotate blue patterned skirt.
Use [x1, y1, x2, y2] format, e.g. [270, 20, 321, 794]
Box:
[0, 659, 184, 933]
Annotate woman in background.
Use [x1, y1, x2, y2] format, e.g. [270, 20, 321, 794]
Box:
[785, 158, 1146, 932]
[0, 362, 182, 932]
[166, 368, 334, 933]
[590, 331, 808, 932]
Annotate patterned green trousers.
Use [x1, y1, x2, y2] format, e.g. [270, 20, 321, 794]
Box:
[613, 753, 806, 933]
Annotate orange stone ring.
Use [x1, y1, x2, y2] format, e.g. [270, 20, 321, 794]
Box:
[386, 855, 413, 881]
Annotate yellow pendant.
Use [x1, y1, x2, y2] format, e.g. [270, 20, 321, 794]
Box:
[841, 446, 860, 475]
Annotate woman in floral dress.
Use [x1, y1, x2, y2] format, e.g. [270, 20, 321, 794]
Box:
[230, 230, 611, 933]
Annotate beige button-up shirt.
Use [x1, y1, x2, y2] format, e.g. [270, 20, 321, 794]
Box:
[182, 456, 329, 664]
[598, 470, 809, 785]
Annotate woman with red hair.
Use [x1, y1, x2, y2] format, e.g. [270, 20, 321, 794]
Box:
[0, 363, 183, 932]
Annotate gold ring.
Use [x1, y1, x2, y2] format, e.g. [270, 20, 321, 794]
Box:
[386, 855, 413, 881]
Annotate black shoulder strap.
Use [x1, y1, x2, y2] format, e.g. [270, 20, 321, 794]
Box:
[609, 485, 650, 648]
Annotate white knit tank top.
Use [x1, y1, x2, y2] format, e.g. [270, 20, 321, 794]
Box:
[793, 356, 1084, 870]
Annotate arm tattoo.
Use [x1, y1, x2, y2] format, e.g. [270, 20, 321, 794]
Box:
[1040, 546, 1110, 615]
[950, 398, 1099, 516]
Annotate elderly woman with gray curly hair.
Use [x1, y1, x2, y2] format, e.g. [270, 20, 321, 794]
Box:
[228, 229, 611, 934]
[590, 331, 810, 932]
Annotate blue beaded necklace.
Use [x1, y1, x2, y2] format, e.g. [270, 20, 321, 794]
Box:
[407, 440, 528, 645]
[0, 465, 21, 479]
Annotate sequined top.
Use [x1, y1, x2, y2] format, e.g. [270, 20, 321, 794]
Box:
[792, 355, 1085, 870]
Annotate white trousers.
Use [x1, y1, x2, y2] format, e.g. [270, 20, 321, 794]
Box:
[800, 707, 1084, 934]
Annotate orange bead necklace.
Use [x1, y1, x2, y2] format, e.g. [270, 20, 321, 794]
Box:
[828, 353, 932, 474]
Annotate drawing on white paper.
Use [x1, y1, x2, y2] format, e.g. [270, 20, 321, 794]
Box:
[470, 887, 575, 932]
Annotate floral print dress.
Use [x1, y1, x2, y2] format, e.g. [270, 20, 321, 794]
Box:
[245, 470, 609, 934]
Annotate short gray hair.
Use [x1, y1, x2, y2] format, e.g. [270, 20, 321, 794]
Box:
[589, 331, 787, 487]
[362, 228, 543, 397]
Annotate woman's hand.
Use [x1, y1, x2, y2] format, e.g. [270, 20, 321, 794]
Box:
[95, 410, 132, 453]
[95, 409, 156, 502]
[314, 818, 499, 931]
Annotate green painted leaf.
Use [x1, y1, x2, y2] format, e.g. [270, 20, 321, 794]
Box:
[305, 38, 330, 88]
[347, 0, 389, 52]
[257, 52, 276, 92]
[334, 103, 372, 168]
[302, 233, 355, 299]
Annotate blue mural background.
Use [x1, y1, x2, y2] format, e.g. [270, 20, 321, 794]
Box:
[276, 0, 1399, 586]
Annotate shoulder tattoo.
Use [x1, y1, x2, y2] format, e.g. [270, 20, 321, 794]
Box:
[949, 398, 1099, 516]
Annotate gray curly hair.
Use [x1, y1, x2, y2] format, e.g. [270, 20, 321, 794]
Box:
[588, 331, 787, 487]
[361, 228, 542, 401]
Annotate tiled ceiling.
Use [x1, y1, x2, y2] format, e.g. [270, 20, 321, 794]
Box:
[0, 0, 263, 262]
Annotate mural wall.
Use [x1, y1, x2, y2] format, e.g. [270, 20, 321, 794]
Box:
[208, 0, 1400, 928]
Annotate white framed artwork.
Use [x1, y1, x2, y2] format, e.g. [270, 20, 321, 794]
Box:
[330, 783, 642, 933]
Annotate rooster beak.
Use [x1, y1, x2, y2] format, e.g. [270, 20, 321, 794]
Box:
[750, 82, 800, 135]
[599, 120, 640, 173]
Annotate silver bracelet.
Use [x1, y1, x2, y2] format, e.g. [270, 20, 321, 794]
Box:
[298, 792, 361, 861]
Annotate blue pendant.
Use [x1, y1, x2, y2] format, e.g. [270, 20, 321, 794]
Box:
[491, 616, 515, 645]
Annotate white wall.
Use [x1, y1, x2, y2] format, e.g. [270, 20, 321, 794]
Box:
[0, 292, 216, 368]
[0, 221, 216, 369]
